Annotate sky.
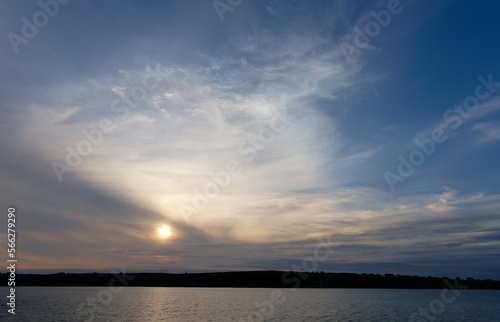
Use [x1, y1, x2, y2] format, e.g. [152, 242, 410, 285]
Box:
[1, 0, 500, 279]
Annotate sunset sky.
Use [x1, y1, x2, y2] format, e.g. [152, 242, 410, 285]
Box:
[1, 0, 500, 279]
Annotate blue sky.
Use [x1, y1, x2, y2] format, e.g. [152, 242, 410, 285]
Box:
[1, 0, 500, 279]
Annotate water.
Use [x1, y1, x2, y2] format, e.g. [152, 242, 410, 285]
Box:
[0, 287, 499, 321]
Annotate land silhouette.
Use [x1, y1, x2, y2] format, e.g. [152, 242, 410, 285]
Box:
[3, 271, 500, 289]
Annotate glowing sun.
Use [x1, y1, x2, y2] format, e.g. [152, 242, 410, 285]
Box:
[157, 226, 172, 238]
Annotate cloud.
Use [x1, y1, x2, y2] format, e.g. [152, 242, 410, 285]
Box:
[472, 122, 500, 143]
[1, 0, 499, 280]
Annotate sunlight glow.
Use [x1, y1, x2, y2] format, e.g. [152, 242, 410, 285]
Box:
[157, 226, 172, 238]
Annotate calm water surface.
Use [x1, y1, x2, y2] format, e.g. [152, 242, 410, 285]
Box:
[0, 287, 499, 321]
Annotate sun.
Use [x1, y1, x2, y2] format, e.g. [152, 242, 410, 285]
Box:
[157, 226, 172, 238]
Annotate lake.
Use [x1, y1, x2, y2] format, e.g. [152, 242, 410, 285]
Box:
[0, 287, 499, 321]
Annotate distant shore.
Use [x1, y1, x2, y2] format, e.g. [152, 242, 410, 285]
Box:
[2, 271, 500, 290]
